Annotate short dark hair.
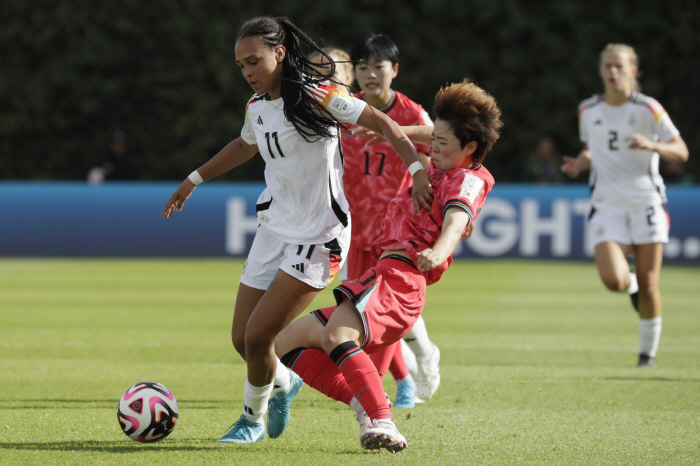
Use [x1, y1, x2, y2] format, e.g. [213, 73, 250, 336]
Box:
[350, 34, 399, 66]
[433, 80, 503, 165]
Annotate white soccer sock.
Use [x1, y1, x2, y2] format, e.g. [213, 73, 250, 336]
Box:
[272, 357, 291, 393]
[349, 397, 364, 416]
[400, 339, 418, 375]
[626, 272, 639, 294]
[242, 379, 273, 423]
[403, 315, 433, 359]
[639, 317, 662, 358]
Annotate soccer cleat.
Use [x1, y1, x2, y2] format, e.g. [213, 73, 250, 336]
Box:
[360, 419, 408, 452]
[218, 414, 266, 443]
[356, 409, 372, 440]
[414, 343, 441, 400]
[267, 370, 303, 438]
[392, 378, 416, 408]
[638, 353, 656, 368]
[630, 291, 639, 312]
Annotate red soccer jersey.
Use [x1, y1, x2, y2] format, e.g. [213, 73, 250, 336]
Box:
[341, 90, 432, 251]
[375, 163, 494, 285]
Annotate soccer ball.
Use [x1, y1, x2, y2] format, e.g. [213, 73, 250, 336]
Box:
[117, 381, 179, 442]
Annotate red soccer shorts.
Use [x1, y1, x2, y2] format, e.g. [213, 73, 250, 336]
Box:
[312, 254, 426, 354]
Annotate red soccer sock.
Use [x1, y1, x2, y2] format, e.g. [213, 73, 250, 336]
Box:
[330, 341, 391, 421]
[280, 347, 353, 405]
[389, 340, 410, 381]
[369, 342, 397, 381]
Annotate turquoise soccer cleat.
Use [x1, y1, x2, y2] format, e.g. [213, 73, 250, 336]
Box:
[392, 378, 417, 408]
[267, 371, 303, 438]
[218, 414, 266, 444]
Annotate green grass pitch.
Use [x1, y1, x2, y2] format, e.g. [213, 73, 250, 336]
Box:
[1, 258, 699, 465]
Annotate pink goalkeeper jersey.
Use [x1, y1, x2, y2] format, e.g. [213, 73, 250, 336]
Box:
[376, 163, 494, 285]
[341, 90, 432, 251]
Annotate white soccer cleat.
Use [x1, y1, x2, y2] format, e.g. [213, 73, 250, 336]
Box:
[414, 343, 440, 400]
[360, 419, 408, 452]
[356, 409, 371, 440]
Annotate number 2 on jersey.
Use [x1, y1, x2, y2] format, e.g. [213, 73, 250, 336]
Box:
[364, 151, 386, 176]
[608, 130, 619, 151]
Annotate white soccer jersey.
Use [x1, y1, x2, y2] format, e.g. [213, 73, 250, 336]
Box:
[579, 92, 679, 210]
[241, 81, 367, 244]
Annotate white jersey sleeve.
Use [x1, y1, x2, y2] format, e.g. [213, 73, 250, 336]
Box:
[241, 114, 256, 145]
[304, 82, 366, 125]
[652, 105, 680, 143]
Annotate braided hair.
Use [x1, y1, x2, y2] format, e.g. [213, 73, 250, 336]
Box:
[237, 17, 343, 142]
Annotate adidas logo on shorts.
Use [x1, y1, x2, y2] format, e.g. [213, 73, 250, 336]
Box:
[292, 263, 305, 273]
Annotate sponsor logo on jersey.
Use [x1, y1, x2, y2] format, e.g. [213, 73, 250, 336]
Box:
[257, 116, 263, 125]
[429, 170, 447, 185]
[460, 173, 484, 203]
[593, 119, 603, 125]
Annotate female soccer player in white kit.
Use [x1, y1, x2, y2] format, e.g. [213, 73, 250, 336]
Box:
[162, 16, 433, 443]
[561, 43, 688, 367]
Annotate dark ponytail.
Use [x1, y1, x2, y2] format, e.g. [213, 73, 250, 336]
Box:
[237, 17, 343, 142]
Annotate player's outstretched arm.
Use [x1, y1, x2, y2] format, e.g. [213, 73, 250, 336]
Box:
[561, 148, 592, 179]
[416, 207, 470, 272]
[353, 125, 433, 147]
[356, 106, 433, 214]
[162, 137, 258, 218]
[627, 134, 689, 163]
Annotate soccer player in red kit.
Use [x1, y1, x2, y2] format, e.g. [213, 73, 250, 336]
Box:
[275, 80, 502, 452]
[341, 34, 434, 407]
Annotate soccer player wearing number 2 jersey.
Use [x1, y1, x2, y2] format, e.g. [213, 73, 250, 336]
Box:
[561, 44, 688, 368]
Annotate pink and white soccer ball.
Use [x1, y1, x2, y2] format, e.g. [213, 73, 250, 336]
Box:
[117, 382, 179, 442]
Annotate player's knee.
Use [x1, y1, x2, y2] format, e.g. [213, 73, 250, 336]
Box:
[244, 326, 275, 358]
[637, 274, 659, 298]
[232, 331, 246, 359]
[601, 274, 626, 292]
[320, 328, 345, 354]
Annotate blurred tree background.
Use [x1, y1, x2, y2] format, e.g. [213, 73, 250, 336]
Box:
[1, 0, 697, 183]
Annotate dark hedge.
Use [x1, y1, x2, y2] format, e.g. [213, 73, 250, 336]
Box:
[1, 0, 697, 183]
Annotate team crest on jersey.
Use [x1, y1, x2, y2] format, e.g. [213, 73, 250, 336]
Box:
[327, 93, 352, 116]
[628, 114, 636, 126]
[284, 117, 293, 127]
[460, 173, 484, 203]
[429, 170, 447, 185]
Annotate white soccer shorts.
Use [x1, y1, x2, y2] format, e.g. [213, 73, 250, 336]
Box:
[589, 204, 669, 246]
[241, 224, 350, 290]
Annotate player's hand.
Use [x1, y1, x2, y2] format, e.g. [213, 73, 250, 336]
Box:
[416, 248, 443, 271]
[411, 170, 434, 214]
[627, 133, 656, 151]
[560, 155, 580, 178]
[461, 222, 474, 241]
[162, 179, 196, 218]
[352, 126, 386, 147]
